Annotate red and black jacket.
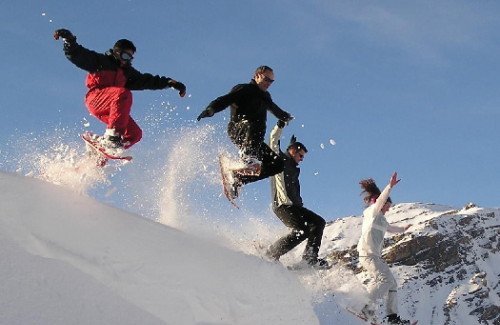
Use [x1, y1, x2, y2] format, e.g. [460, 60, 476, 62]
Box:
[62, 41, 174, 91]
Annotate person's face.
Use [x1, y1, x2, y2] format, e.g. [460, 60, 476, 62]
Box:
[289, 147, 306, 164]
[254, 70, 275, 91]
[114, 49, 135, 66]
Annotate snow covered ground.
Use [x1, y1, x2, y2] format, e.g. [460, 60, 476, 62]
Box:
[1, 137, 498, 324]
[0, 171, 321, 325]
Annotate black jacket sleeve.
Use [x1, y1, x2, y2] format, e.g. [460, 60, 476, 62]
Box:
[124, 67, 173, 90]
[263, 92, 291, 121]
[206, 84, 250, 113]
[62, 42, 109, 73]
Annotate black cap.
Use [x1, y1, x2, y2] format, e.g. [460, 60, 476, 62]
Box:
[113, 39, 136, 52]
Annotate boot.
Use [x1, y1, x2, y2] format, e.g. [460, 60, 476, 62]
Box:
[384, 314, 410, 324]
[304, 256, 331, 269]
[228, 173, 242, 199]
[98, 129, 124, 156]
[233, 156, 262, 177]
[360, 304, 375, 321]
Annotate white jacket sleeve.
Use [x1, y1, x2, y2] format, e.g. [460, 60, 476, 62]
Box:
[269, 125, 283, 154]
[372, 183, 393, 214]
[269, 125, 292, 207]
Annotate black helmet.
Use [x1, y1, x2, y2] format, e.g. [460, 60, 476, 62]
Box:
[113, 39, 136, 52]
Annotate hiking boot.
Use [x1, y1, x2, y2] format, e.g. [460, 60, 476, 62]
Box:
[361, 304, 375, 321]
[305, 257, 331, 270]
[98, 129, 124, 156]
[228, 180, 241, 199]
[228, 174, 242, 199]
[233, 156, 262, 177]
[384, 314, 410, 324]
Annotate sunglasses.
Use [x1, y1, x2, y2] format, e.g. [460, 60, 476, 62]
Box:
[263, 76, 275, 83]
[119, 51, 134, 61]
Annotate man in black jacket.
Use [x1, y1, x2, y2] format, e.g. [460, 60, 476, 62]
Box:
[197, 66, 293, 198]
[54, 28, 186, 155]
[266, 121, 329, 269]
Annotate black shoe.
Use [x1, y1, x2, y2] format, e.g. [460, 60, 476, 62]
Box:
[385, 314, 410, 324]
[228, 174, 242, 199]
[99, 128, 124, 149]
[98, 134, 124, 156]
[360, 304, 375, 321]
[306, 257, 331, 270]
[101, 135, 123, 149]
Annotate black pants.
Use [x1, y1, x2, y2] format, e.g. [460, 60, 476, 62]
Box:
[228, 122, 284, 185]
[234, 141, 284, 185]
[268, 205, 326, 261]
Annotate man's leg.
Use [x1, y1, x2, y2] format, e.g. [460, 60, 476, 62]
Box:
[267, 205, 308, 260]
[298, 206, 326, 263]
[122, 117, 142, 149]
[237, 142, 283, 185]
[85, 87, 132, 136]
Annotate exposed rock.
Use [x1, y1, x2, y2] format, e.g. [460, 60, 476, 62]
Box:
[322, 204, 500, 324]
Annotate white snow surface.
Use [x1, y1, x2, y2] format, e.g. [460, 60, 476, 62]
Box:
[0, 172, 318, 325]
[1, 159, 498, 324]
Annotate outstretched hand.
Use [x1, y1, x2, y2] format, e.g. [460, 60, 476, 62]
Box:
[53, 28, 76, 43]
[389, 172, 401, 188]
[168, 80, 186, 97]
[197, 107, 214, 121]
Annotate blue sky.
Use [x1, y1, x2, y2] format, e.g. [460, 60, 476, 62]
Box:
[1, 1, 499, 221]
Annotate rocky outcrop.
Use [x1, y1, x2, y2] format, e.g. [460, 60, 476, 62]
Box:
[324, 203, 500, 325]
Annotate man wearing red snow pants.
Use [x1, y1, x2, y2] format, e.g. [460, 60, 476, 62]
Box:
[54, 28, 186, 153]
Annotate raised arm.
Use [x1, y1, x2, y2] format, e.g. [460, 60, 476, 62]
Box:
[269, 121, 285, 154]
[54, 28, 106, 73]
[372, 172, 400, 214]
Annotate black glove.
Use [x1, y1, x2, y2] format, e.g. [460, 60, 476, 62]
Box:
[53, 29, 76, 43]
[197, 107, 214, 121]
[283, 114, 294, 123]
[277, 120, 286, 128]
[168, 79, 186, 97]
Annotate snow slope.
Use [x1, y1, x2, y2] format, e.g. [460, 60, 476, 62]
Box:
[1, 164, 498, 324]
[0, 171, 318, 325]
